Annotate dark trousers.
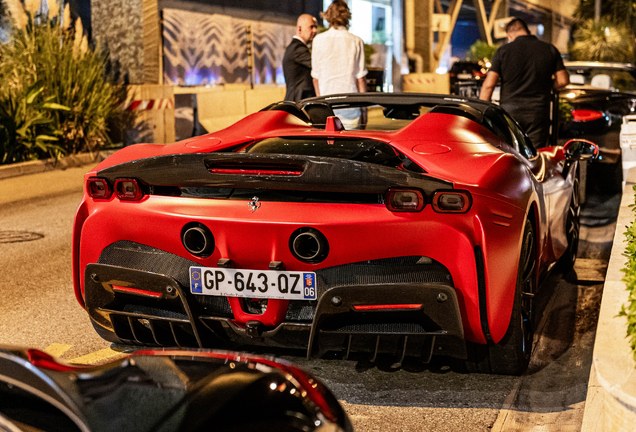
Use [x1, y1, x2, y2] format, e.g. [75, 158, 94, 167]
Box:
[503, 103, 551, 149]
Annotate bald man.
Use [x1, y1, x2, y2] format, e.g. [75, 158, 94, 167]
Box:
[283, 14, 318, 102]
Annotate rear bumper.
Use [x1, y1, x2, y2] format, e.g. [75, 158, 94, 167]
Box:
[85, 263, 467, 360]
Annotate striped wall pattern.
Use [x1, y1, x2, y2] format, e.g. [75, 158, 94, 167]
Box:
[91, 0, 145, 84]
[162, 8, 294, 86]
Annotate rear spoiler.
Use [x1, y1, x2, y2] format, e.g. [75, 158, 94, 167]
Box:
[97, 153, 452, 195]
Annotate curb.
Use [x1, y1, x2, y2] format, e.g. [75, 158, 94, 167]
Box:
[0, 150, 118, 181]
[581, 184, 636, 432]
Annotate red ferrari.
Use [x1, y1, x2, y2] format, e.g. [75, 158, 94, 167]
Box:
[73, 94, 597, 375]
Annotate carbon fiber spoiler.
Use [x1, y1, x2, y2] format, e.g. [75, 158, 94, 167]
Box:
[97, 153, 452, 194]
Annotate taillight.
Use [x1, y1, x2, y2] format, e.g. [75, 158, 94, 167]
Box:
[87, 177, 112, 199]
[114, 179, 144, 201]
[571, 109, 604, 122]
[432, 191, 471, 213]
[385, 188, 425, 212]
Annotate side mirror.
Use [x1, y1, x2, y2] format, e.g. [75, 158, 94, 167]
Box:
[563, 139, 599, 161]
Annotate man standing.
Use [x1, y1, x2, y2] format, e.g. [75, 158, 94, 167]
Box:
[480, 18, 569, 148]
[311, 0, 367, 98]
[283, 14, 318, 102]
[311, 0, 367, 127]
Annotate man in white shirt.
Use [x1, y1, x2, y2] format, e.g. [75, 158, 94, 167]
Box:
[311, 0, 367, 126]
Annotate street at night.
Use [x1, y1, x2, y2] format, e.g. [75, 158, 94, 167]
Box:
[0, 163, 616, 431]
[2, 0, 635, 430]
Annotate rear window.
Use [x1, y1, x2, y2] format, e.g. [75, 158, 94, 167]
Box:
[239, 137, 425, 173]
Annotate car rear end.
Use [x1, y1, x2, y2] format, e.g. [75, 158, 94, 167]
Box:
[73, 126, 524, 364]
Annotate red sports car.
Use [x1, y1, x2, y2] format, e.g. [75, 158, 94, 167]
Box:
[73, 94, 597, 375]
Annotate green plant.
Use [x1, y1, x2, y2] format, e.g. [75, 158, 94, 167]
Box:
[575, 0, 636, 36]
[619, 185, 636, 362]
[364, 43, 375, 66]
[0, 0, 124, 163]
[466, 40, 498, 64]
[0, 81, 69, 164]
[569, 19, 634, 62]
[559, 99, 573, 128]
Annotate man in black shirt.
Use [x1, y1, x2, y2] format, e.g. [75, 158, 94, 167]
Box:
[283, 14, 318, 102]
[480, 18, 570, 148]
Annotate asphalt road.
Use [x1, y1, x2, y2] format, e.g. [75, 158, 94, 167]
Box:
[0, 168, 618, 432]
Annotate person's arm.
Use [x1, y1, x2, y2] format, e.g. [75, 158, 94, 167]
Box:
[554, 69, 570, 91]
[356, 77, 366, 93]
[313, 78, 320, 97]
[295, 43, 312, 69]
[479, 71, 499, 102]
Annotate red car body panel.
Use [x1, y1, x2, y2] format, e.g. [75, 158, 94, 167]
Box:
[73, 95, 586, 363]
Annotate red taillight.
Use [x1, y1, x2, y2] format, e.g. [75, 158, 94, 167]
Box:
[209, 168, 303, 176]
[87, 177, 112, 199]
[208, 161, 305, 176]
[385, 188, 425, 212]
[571, 109, 604, 122]
[432, 191, 471, 213]
[114, 179, 144, 201]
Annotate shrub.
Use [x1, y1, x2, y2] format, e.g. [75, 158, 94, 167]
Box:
[569, 19, 634, 63]
[0, 0, 125, 164]
[0, 81, 69, 163]
[466, 40, 498, 64]
[620, 185, 636, 362]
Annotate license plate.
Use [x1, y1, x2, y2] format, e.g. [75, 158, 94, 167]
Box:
[189, 266, 317, 300]
[457, 73, 472, 79]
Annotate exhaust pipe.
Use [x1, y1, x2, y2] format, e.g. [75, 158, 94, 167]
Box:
[182, 223, 215, 257]
[289, 228, 329, 263]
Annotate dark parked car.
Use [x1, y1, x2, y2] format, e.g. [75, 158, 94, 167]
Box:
[0, 345, 352, 432]
[449, 60, 489, 98]
[559, 61, 636, 191]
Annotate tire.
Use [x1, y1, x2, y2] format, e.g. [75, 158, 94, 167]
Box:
[466, 219, 536, 375]
[560, 171, 580, 270]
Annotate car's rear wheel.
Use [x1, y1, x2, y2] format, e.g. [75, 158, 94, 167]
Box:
[560, 172, 580, 270]
[466, 219, 536, 375]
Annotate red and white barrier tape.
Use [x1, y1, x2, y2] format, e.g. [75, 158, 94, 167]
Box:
[119, 98, 175, 111]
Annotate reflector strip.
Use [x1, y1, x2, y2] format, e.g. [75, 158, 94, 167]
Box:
[353, 304, 422, 311]
[27, 349, 91, 372]
[112, 285, 162, 298]
[209, 168, 303, 176]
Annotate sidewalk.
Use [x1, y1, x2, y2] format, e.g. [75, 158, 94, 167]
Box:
[0, 152, 113, 205]
[580, 181, 636, 432]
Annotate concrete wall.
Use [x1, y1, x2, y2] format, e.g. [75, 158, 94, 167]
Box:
[159, 0, 322, 24]
[91, 0, 145, 84]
